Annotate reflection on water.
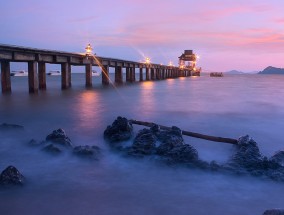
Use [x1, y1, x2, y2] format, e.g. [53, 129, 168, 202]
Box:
[75, 91, 102, 130]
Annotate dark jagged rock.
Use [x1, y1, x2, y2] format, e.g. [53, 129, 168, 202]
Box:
[226, 135, 284, 181]
[0, 166, 25, 186]
[104, 116, 133, 142]
[129, 129, 157, 155]
[126, 124, 199, 164]
[156, 126, 184, 156]
[28, 139, 45, 147]
[164, 144, 199, 164]
[73, 145, 101, 159]
[229, 135, 263, 170]
[46, 128, 72, 147]
[271, 150, 284, 166]
[263, 209, 284, 215]
[0, 123, 24, 131]
[43, 144, 62, 154]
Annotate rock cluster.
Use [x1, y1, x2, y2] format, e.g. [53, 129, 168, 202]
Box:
[105, 119, 199, 165]
[104, 117, 284, 182]
[30, 128, 101, 159]
[0, 166, 25, 186]
[225, 135, 284, 181]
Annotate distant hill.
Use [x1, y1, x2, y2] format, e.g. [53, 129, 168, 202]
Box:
[225, 70, 244, 75]
[259, 66, 284, 74]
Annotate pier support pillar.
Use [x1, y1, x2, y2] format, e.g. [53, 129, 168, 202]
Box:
[146, 67, 150, 81]
[102, 65, 110, 85]
[131, 67, 136, 82]
[38, 62, 46, 90]
[139, 67, 143, 81]
[115, 66, 123, 84]
[61, 62, 70, 89]
[1, 61, 11, 93]
[69, 65, 72, 87]
[28, 61, 38, 93]
[85, 64, 92, 87]
[151, 68, 155, 80]
[126, 67, 131, 82]
[157, 69, 160, 80]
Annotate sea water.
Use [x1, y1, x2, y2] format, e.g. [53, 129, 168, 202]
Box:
[0, 73, 284, 215]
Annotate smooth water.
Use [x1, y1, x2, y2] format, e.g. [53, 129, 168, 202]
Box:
[0, 74, 284, 215]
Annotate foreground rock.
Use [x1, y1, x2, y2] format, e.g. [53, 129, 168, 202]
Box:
[0, 123, 24, 131]
[104, 116, 133, 143]
[0, 166, 25, 186]
[45, 128, 72, 147]
[225, 135, 284, 181]
[104, 117, 198, 164]
[73, 145, 101, 159]
[263, 209, 284, 215]
[271, 150, 284, 166]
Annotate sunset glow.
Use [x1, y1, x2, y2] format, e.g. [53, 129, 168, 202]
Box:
[1, 0, 284, 72]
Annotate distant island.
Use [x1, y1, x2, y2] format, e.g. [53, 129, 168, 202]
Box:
[225, 70, 244, 75]
[258, 66, 284, 74]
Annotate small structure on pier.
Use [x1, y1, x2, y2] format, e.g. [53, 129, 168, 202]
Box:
[178, 50, 201, 75]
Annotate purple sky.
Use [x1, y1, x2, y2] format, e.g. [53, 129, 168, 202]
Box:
[1, 0, 284, 72]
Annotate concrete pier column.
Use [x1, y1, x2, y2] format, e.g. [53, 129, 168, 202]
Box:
[102, 65, 110, 85]
[139, 67, 143, 81]
[61, 62, 70, 89]
[151, 68, 155, 80]
[85, 64, 92, 87]
[115, 66, 123, 84]
[126, 67, 130, 82]
[131, 67, 136, 82]
[1, 61, 12, 93]
[28, 61, 38, 93]
[38, 62, 46, 90]
[68, 65, 72, 87]
[157, 69, 160, 80]
[146, 67, 150, 80]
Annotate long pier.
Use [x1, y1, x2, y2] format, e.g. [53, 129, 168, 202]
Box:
[0, 44, 199, 93]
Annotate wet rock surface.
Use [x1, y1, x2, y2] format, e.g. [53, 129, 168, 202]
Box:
[0, 166, 25, 186]
[46, 128, 72, 147]
[73, 145, 101, 159]
[271, 150, 284, 166]
[263, 209, 284, 215]
[104, 116, 133, 142]
[225, 135, 284, 181]
[0, 123, 24, 131]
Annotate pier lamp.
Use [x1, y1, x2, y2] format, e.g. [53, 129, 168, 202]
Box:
[168, 61, 173, 67]
[145, 57, 151, 64]
[85, 43, 93, 59]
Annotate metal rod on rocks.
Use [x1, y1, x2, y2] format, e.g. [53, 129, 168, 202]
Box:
[129, 119, 238, 145]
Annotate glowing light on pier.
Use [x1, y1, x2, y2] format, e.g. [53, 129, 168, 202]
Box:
[85, 43, 93, 58]
[168, 61, 173, 67]
[145, 57, 151, 64]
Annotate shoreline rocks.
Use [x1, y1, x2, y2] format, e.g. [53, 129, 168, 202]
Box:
[105, 117, 284, 182]
[104, 116, 133, 143]
[0, 123, 24, 131]
[0, 166, 25, 186]
[263, 209, 284, 215]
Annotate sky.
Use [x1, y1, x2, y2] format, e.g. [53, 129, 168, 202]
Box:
[1, 0, 284, 72]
